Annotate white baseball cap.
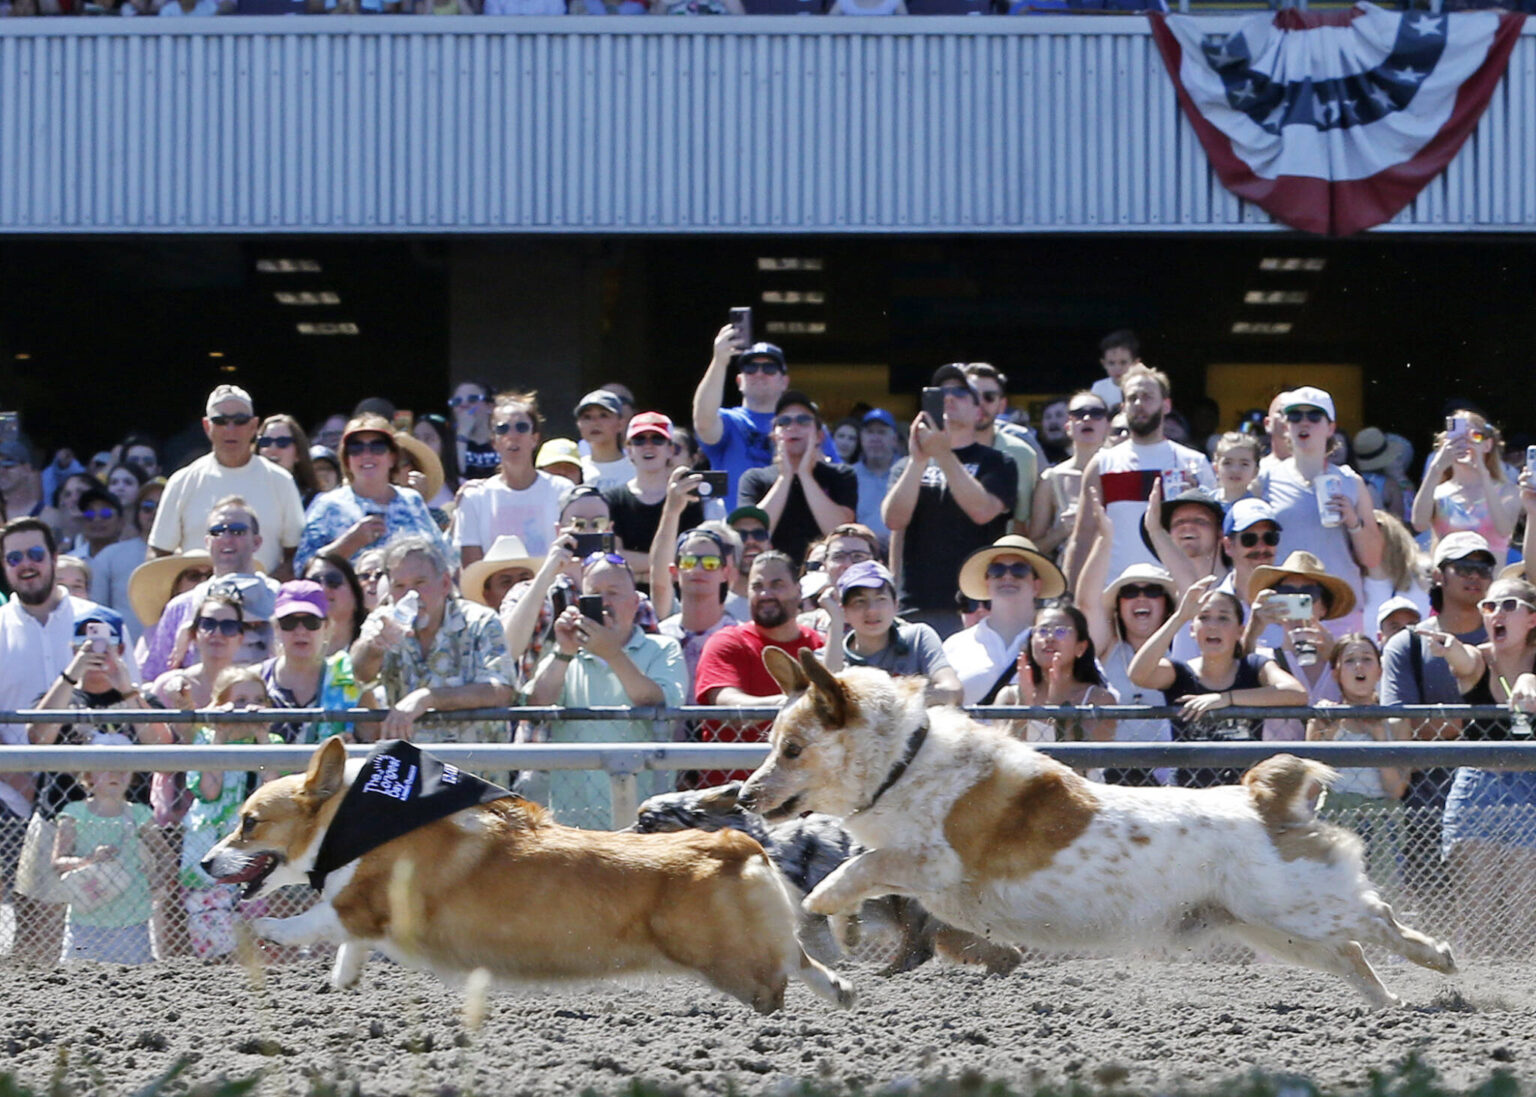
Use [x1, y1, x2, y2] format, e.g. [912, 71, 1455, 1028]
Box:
[1375, 595, 1423, 632]
[1283, 386, 1335, 422]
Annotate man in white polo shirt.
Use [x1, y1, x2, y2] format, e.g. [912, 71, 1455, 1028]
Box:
[147, 385, 305, 580]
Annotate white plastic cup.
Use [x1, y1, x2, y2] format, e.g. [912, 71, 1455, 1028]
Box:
[1316, 471, 1343, 528]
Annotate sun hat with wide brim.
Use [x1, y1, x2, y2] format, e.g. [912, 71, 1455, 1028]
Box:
[1246, 550, 1357, 621]
[1103, 562, 1177, 605]
[957, 535, 1065, 601]
[460, 535, 543, 607]
[393, 430, 445, 503]
[127, 550, 214, 627]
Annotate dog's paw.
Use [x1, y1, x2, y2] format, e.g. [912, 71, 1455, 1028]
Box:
[803, 888, 855, 919]
[248, 916, 289, 944]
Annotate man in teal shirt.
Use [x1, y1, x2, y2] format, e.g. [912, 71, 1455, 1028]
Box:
[524, 553, 686, 829]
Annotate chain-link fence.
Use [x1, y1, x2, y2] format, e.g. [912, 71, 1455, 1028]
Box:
[3, 703, 1536, 969]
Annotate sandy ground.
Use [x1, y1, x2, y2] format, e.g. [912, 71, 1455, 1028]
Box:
[3, 949, 1534, 1096]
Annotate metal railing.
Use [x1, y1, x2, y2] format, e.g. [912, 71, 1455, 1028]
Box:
[5, 703, 1536, 966]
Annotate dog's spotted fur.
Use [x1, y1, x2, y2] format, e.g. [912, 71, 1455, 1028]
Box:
[739, 649, 1457, 1008]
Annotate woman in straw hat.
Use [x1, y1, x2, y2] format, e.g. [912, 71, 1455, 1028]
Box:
[941, 535, 1065, 707]
[294, 414, 454, 574]
[1129, 576, 1306, 788]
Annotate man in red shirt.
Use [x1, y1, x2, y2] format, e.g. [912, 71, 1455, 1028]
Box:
[692, 550, 823, 784]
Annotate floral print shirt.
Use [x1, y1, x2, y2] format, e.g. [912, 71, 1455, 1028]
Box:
[379, 597, 512, 744]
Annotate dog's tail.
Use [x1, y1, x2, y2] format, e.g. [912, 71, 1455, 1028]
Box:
[1242, 753, 1336, 827]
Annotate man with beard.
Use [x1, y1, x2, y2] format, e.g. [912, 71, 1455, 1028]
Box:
[1037, 399, 1071, 465]
[691, 551, 823, 784]
[1067, 365, 1214, 589]
[0, 518, 105, 958]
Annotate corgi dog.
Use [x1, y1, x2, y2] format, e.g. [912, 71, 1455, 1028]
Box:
[202, 737, 856, 1014]
[738, 650, 1457, 1008]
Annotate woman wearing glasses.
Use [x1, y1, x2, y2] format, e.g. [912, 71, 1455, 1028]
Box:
[995, 603, 1115, 744]
[449, 380, 498, 482]
[1411, 410, 1519, 568]
[258, 581, 374, 745]
[149, 591, 247, 713]
[1254, 386, 1381, 637]
[1421, 576, 1536, 955]
[453, 392, 572, 571]
[294, 414, 454, 574]
[1028, 391, 1108, 562]
[302, 552, 368, 654]
[253, 415, 320, 507]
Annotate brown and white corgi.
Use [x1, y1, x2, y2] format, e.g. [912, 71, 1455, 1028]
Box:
[203, 737, 856, 1014]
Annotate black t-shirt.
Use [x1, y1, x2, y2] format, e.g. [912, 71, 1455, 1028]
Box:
[737, 462, 859, 569]
[892, 444, 1017, 614]
[461, 439, 499, 481]
[33, 688, 149, 820]
[602, 486, 704, 576]
[1167, 653, 1268, 788]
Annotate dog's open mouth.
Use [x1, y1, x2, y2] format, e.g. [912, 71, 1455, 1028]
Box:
[761, 793, 803, 823]
[213, 853, 282, 899]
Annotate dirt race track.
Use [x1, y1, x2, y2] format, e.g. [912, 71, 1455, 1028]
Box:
[5, 951, 1536, 1096]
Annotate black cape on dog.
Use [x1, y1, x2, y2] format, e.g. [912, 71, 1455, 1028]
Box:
[307, 740, 512, 890]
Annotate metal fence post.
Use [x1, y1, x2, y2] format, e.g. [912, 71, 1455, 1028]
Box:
[603, 748, 649, 830]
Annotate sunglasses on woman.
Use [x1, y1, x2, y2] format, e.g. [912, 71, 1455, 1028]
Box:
[278, 614, 325, 632]
[344, 439, 393, 457]
[196, 616, 243, 637]
[1067, 406, 1108, 421]
[493, 420, 535, 436]
[1479, 598, 1536, 615]
[309, 571, 346, 590]
[1117, 583, 1167, 600]
[1237, 530, 1281, 548]
[986, 562, 1033, 580]
[1034, 625, 1075, 641]
[448, 393, 485, 408]
[774, 413, 815, 429]
[257, 435, 296, 449]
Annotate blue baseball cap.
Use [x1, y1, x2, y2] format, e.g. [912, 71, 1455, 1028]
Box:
[1223, 498, 1282, 537]
[73, 604, 126, 645]
[861, 408, 898, 431]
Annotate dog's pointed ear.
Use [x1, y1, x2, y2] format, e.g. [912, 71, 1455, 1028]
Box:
[801, 648, 854, 728]
[764, 647, 810, 696]
[304, 737, 348, 802]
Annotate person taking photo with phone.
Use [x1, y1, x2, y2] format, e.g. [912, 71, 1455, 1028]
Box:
[1411, 409, 1518, 568]
[523, 553, 685, 827]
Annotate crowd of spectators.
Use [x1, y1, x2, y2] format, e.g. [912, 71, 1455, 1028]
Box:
[5, 321, 1536, 965]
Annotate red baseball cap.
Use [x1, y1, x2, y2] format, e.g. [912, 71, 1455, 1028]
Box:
[626, 412, 674, 443]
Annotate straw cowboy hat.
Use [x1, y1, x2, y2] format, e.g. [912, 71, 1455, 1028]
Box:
[460, 535, 542, 607]
[1246, 550, 1357, 621]
[127, 550, 214, 627]
[957, 535, 1066, 601]
[392, 431, 445, 504]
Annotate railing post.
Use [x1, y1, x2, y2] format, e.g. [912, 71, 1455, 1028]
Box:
[602, 748, 649, 830]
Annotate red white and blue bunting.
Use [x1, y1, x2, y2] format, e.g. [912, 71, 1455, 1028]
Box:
[1149, 2, 1525, 235]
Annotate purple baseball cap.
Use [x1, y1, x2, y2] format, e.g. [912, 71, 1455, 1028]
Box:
[273, 580, 328, 619]
[837, 559, 895, 598]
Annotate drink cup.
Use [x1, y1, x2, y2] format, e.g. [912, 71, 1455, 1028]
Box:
[1315, 472, 1343, 528]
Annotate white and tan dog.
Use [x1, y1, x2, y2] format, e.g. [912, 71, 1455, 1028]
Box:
[203, 737, 856, 1014]
[739, 650, 1456, 1007]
